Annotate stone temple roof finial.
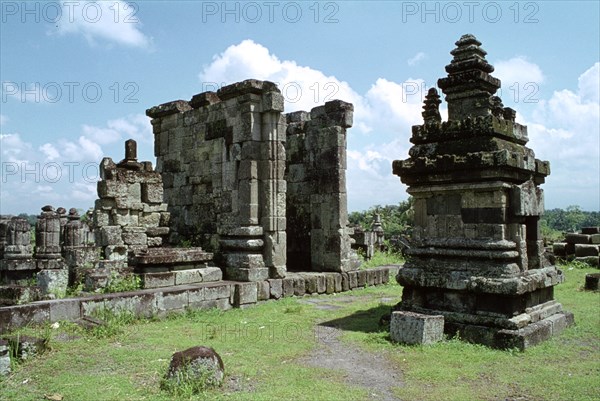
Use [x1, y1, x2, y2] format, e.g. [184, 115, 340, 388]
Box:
[422, 88, 442, 124]
[437, 34, 501, 121]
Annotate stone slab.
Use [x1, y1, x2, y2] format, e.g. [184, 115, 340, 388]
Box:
[141, 272, 175, 289]
[575, 244, 599, 257]
[390, 311, 444, 345]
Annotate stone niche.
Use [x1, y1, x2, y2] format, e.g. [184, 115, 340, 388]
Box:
[392, 34, 573, 350]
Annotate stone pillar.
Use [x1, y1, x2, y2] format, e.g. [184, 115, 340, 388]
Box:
[371, 214, 385, 250]
[212, 80, 286, 281]
[308, 101, 358, 272]
[392, 34, 572, 350]
[0, 216, 35, 284]
[63, 208, 84, 248]
[3, 217, 33, 259]
[260, 92, 287, 279]
[35, 206, 61, 260]
[285, 100, 359, 272]
[56, 207, 68, 246]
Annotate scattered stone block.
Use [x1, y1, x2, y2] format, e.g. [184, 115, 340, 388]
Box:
[591, 234, 600, 244]
[553, 242, 567, 257]
[584, 273, 600, 291]
[565, 233, 591, 244]
[390, 311, 444, 345]
[581, 227, 599, 235]
[165, 346, 224, 388]
[575, 244, 599, 257]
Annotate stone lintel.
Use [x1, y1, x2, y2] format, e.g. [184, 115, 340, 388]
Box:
[130, 247, 213, 266]
[146, 100, 192, 119]
[216, 79, 280, 101]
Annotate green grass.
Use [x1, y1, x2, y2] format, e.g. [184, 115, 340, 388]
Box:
[0, 264, 598, 401]
[360, 249, 404, 269]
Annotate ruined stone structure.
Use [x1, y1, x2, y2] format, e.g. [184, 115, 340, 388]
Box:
[553, 227, 600, 267]
[286, 102, 360, 272]
[146, 81, 286, 282]
[350, 214, 385, 260]
[146, 80, 359, 280]
[94, 139, 171, 262]
[393, 34, 573, 349]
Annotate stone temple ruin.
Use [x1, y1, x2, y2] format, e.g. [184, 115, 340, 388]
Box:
[1, 79, 386, 328]
[392, 34, 573, 349]
[0, 34, 575, 352]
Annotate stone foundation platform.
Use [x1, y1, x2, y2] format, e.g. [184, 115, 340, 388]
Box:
[0, 266, 392, 332]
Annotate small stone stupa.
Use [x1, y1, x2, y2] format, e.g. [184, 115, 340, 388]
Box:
[393, 34, 573, 350]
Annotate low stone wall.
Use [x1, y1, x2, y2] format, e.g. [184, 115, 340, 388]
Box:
[0, 266, 393, 333]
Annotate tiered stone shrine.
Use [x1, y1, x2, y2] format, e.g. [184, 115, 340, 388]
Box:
[393, 34, 573, 350]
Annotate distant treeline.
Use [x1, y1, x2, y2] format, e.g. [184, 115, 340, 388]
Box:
[349, 200, 599, 238]
[8, 204, 600, 238]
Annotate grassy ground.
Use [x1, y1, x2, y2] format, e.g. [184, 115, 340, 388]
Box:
[1, 263, 598, 401]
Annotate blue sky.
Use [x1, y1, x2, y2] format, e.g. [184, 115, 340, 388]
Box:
[1, 1, 599, 215]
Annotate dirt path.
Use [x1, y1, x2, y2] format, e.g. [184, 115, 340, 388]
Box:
[298, 299, 403, 401]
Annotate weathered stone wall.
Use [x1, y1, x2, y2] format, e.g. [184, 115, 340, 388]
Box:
[285, 100, 360, 272]
[146, 80, 287, 281]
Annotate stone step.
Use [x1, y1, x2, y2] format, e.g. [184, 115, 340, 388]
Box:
[141, 267, 223, 289]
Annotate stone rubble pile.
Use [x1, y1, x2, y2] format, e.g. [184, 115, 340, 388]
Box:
[552, 227, 600, 267]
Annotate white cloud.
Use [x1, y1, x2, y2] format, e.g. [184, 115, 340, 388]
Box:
[525, 63, 599, 210]
[199, 39, 365, 118]
[53, 1, 152, 49]
[198, 40, 432, 211]
[407, 52, 426, 66]
[494, 56, 545, 89]
[0, 114, 154, 214]
[39, 143, 60, 161]
[578, 62, 599, 104]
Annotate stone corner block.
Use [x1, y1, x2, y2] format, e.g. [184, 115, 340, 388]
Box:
[233, 282, 258, 306]
[390, 311, 444, 345]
